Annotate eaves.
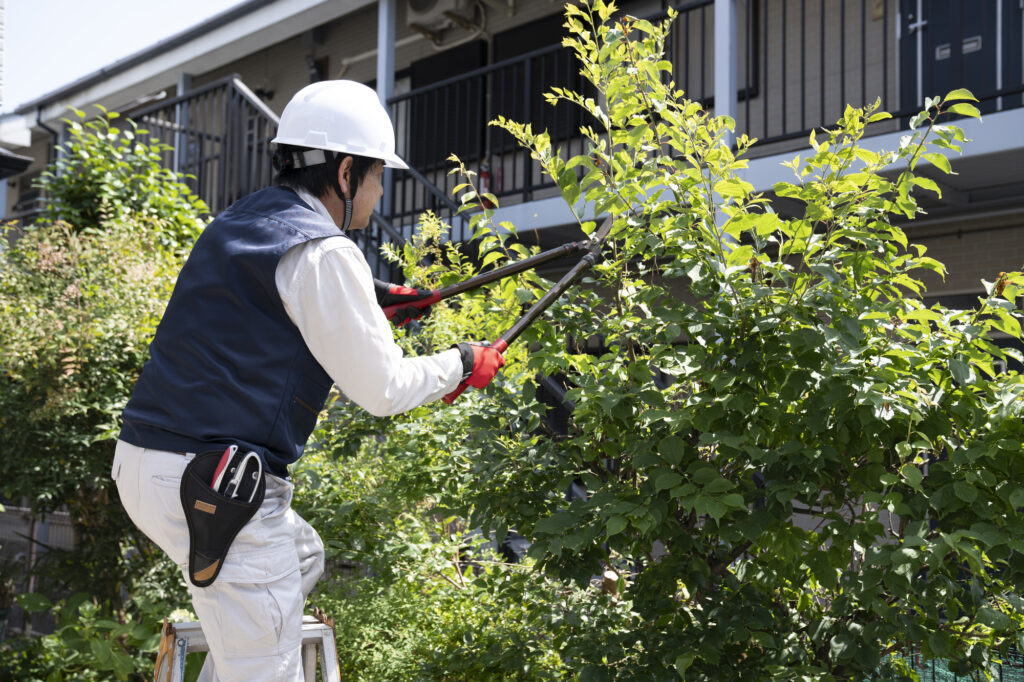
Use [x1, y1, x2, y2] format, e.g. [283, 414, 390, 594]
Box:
[14, 0, 374, 125]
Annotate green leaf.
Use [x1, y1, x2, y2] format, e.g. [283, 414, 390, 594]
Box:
[713, 178, 753, 199]
[720, 493, 745, 509]
[945, 88, 978, 102]
[1009, 488, 1024, 509]
[912, 177, 942, 197]
[655, 471, 684, 492]
[725, 244, 753, 267]
[481, 250, 505, 268]
[534, 512, 578, 534]
[606, 516, 628, 537]
[704, 477, 734, 495]
[558, 167, 581, 206]
[658, 436, 686, 465]
[90, 639, 113, 667]
[111, 651, 135, 679]
[949, 357, 974, 384]
[830, 633, 856, 662]
[16, 593, 53, 612]
[675, 652, 695, 677]
[978, 607, 1011, 631]
[928, 631, 952, 657]
[922, 152, 952, 174]
[901, 465, 924, 491]
[954, 482, 978, 504]
[946, 102, 981, 118]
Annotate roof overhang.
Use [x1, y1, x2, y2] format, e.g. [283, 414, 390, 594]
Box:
[7, 0, 374, 132]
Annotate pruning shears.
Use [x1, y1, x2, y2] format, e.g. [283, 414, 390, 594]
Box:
[381, 216, 615, 324]
[441, 214, 616, 403]
[211, 444, 263, 503]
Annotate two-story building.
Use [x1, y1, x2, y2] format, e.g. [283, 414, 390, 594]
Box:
[1, 0, 1021, 314]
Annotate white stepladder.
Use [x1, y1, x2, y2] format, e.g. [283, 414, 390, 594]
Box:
[153, 607, 341, 682]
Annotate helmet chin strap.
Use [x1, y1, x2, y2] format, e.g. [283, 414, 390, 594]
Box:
[323, 150, 355, 231]
[283, 147, 355, 230]
[341, 197, 353, 231]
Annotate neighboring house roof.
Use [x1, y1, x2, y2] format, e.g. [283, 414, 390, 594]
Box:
[0, 147, 33, 178]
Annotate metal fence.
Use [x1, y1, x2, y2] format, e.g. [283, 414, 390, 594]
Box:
[904, 648, 1024, 681]
[127, 75, 280, 215]
[387, 0, 1024, 215]
[0, 505, 74, 637]
[387, 41, 597, 221]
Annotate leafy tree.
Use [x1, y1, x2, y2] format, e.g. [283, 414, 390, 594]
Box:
[0, 107, 204, 607]
[289, 214, 582, 681]
[0, 107, 203, 679]
[35, 107, 207, 252]
[0, 216, 186, 608]
[326, 1, 1024, 679]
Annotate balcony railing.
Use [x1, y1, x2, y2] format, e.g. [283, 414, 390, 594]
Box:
[126, 74, 455, 280]
[385, 0, 1024, 222]
[127, 75, 280, 215]
[121, 2, 1024, 275]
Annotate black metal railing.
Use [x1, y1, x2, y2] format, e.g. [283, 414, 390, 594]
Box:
[739, 0, 895, 145]
[387, 0, 1024, 215]
[383, 0, 713, 224]
[739, 0, 1024, 147]
[664, 0, 716, 105]
[127, 75, 279, 215]
[125, 1, 1024, 263]
[387, 41, 597, 220]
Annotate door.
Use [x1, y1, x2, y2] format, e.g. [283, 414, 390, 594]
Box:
[901, 0, 1024, 114]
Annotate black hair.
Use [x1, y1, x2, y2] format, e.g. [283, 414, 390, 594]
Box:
[273, 144, 381, 201]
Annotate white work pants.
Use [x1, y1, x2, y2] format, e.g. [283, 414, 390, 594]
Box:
[112, 440, 325, 682]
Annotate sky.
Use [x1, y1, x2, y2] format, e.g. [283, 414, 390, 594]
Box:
[4, 0, 246, 113]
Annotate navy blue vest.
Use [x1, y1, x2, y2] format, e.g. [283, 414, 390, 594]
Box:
[120, 186, 341, 478]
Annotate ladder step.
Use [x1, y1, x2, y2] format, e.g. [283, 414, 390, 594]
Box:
[154, 615, 340, 682]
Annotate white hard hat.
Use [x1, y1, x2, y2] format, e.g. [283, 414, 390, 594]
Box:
[272, 80, 408, 170]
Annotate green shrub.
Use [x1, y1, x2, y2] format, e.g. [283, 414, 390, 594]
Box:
[298, 1, 1024, 679]
[458, 2, 1024, 678]
[1, 106, 203, 614]
[36, 107, 206, 252]
[0, 216, 187, 606]
[1, 592, 164, 682]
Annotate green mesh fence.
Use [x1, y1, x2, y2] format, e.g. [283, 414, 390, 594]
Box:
[902, 649, 1024, 681]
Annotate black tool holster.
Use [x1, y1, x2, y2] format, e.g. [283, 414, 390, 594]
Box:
[179, 450, 266, 587]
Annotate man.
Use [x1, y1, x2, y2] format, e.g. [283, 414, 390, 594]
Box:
[112, 80, 504, 681]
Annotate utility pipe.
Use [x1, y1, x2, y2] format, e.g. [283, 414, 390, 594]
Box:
[35, 106, 60, 168]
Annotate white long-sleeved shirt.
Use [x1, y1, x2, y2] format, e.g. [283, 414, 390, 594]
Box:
[275, 187, 463, 417]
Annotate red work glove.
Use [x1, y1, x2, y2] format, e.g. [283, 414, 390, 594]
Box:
[455, 342, 505, 389]
[373, 278, 439, 326]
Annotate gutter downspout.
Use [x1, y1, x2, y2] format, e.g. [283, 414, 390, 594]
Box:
[35, 106, 60, 168]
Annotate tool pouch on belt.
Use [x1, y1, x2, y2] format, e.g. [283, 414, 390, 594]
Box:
[180, 450, 265, 587]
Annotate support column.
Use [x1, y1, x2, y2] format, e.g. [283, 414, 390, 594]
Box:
[713, 0, 738, 149]
[713, 0, 738, 244]
[175, 73, 192, 175]
[377, 0, 397, 219]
